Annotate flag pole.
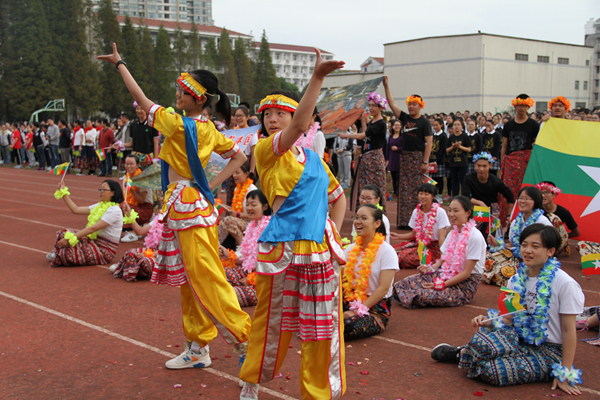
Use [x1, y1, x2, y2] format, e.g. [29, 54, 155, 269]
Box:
[481, 309, 527, 323]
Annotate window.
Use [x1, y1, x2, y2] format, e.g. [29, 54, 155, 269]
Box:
[179, 6, 186, 11]
[309, 67, 314, 73]
[149, 4, 156, 10]
[148, 12, 156, 18]
[575, 80, 580, 90]
[275, 53, 279, 60]
[595, 93, 599, 101]
[597, 52, 600, 60]
[292, 67, 298, 73]
[276, 66, 280, 72]
[293, 55, 297, 61]
[576, 102, 586, 109]
[537, 55, 549, 63]
[596, 79, 599, 88]
[164, 13, 170, 18]
[536, 102, 548, 113]
[586, 60, 590, 66]
[597, 66, 600, 74]
[558, 57, 569, 65]
[164, 6, 169, 11]
[584, 81, 588, 90]
[310, 56, 314, 62]
[138, 4, 144, 9]
[515, 53, 528, 61]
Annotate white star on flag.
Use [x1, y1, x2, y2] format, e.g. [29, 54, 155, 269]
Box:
[477, 211, 484, 218]
[504, 293, 515, 302]
[594, 259, 600, 270]
[423, 248, 429, 256]
[578, 165, 600, 217]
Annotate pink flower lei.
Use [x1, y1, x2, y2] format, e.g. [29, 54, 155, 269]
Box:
[240, 216, 271, 273]
[295, 122, 320, 149]
[440, 219, 476, 280]
[414, 203, 439, 246]
[143, 215, 164, 250]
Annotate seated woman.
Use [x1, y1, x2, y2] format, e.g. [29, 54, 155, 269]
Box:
[351, 185, 391, 243]
[538, 181, 578, 256]
[110, 204, 164, 282]
[484, 186, 552, 286]
[220, 190, 271, 307]
[390, 183, 450, 272]
[217, 161, 257, 248]
[121, 154, 154, 242]
[47, 180, 131, 267]
[432, 224, 585, 396]
[343, 204, 398, 341]
[393, 196, 486, 309]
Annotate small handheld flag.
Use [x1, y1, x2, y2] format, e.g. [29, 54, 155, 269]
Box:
[96, 149, 106, 162]
[422, 174, 437, 186]
[581, 254, 600, 276]
[418, 240, 431, 266]
[498, 287, 527, 315]
[49, 162, 69, 176]
[214, 199, 226, 218]
[489, 216, 501, 234]
[474, 206, 490, 222]
[73, 150, 80, 157]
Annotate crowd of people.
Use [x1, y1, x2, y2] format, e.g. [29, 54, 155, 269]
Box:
[4, 44, 598, 398]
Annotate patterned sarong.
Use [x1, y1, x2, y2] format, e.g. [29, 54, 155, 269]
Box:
[225, 266, 258, 307]
[112, 248, 154, 282]
[350, 149, 387, 213]
[396, 151, 423, 226]
[499, 149, 531, 223]
[51, 230, 119, 267]
[343, 298, 391, 341]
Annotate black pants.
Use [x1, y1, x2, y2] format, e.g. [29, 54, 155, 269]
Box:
[449, 166, 467, 197]
[432, 176, 444, 195]
[390, 171, 399, 195]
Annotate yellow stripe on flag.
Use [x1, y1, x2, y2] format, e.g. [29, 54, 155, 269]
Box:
[534, 118, 600, 159]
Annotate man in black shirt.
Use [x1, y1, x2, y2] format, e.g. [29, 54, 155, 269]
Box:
[125, 105, 159, 167]
[537, 181, 579, 237]
[58, 120, 72, 164]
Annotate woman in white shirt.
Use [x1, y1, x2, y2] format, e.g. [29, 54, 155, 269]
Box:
[432, 224, 584, 395]
[351, 185, 391, 243]
[391, 183, 450, 273]
[343, 203, 399, 341]
[218, 161, 258, 247]
[48, 180, 126, 267]
[484, 186, 552, 287]
[393, 196, 486, 309]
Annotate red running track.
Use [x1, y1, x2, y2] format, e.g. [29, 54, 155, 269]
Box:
[1, 167, 599, 400]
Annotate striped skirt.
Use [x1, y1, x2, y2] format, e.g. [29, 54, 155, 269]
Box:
[392, 271, 482, 309]
[150, 225, 186, 286]
[51, 230, 119, 267]
[459, 326, 562, 386]
[343, 298, 391, 341]
[350, 149, 387, 213]
[225, 265, 258, 307]
[112, 248, 155, 282]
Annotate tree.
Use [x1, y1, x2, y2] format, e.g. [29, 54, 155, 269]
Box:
[233, 38, 254, 106]
[96, 0, 128, 117]
[153, 25, 176, 107]
[172, 25, 190, 72]
[121, 16, 147, 94]
[138, 23, 157, 102]
[203, 38, 218, 71]
[279, 77, 299, 93]
[188, 22, 203, 70]
[217, 29, 239, 95]
[253, 30, 279, 102]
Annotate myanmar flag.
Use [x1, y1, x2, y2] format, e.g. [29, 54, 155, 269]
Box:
[498, 287, 527, 315]
[214, 199, 226, 218]
[49, 162, 69, 175]
[474, 206, 490, 222]
[581, 253, 600, 276]
[488, 216, 501, 234]
[96, 149, 106, 161]
[422, 174, 437, 186]
[418, 240, 431, 266]
[522, 119, 600, 241]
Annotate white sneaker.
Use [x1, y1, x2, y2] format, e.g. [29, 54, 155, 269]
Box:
[435, 195, 443, 203]
[46, 250, 56, 261]
[14, 165, 21, 169]
[165, 343, 211, 369]
[109, 264, 119, 273]
[240, 382, 259, 400]
[121, 232, 140, 243]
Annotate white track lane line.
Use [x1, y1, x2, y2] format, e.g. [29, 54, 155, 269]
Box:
[0, 240, 110, 269]
[0, 176, 101, 191]
[0, 198, 72, 211]
[2, 186, 96, 202]
[0, 290, 297, 400]
[372, 335, 431, 351]
[0, 213, 71, 229]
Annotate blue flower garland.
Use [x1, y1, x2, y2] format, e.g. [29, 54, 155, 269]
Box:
[551, 364, 583, 387]
[511, 257, 560, 345]
[509, 209, 545, 258]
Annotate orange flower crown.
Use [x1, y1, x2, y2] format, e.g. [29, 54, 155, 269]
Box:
[511, 97, 534, 107]
[406, 95, 425, 108]
[548, 96, 571, 112]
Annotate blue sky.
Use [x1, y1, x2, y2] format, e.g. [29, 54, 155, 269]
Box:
[214, 0, 600, 70]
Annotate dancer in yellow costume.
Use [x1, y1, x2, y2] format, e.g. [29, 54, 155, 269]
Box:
[239, 50, 347, 400]
[98, 44, 251, 369]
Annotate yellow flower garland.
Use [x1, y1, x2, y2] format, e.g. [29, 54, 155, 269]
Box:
[64, 231, 79, 246]
[54, 187, 71, 199]
[342, 233, 385, 302]
[231, 179, 253, 213]
[86, 202, 119, 239]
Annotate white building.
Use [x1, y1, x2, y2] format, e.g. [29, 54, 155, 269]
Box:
[257, 43, 334, 90]
[360, 57, 384, 73]
[584, 18, 600, 109]
[93, 0, 214, 25]
[323, 33, 594, 114]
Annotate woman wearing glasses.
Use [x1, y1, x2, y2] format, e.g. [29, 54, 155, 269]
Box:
[343, 204, 398, 341]
[484, 186, 552, 286]
[351, 185, 391, 243]
[47, 180, 126, 267]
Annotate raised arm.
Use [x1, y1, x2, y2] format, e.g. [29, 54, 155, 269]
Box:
[97, 43, 153, 114]
[382, 76, 402, 119]
[278, 49, 344, 151]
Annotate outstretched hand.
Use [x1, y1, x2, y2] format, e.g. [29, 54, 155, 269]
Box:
[312, 48, 345, 80]
[551, 379, 582, 395]
[96, 43, 122, 65]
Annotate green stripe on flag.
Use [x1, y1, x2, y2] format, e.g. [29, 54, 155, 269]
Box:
[523, 145, 600, 198]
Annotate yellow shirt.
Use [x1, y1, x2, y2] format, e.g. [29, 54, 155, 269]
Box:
[255, 131, 342, 206]
[148, 104, 239, 179]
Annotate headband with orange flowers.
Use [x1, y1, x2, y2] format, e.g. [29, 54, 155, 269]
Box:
[511, 97, 534, 107]
[548, 96, 571, 112]
[406, 95, 425, 108]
